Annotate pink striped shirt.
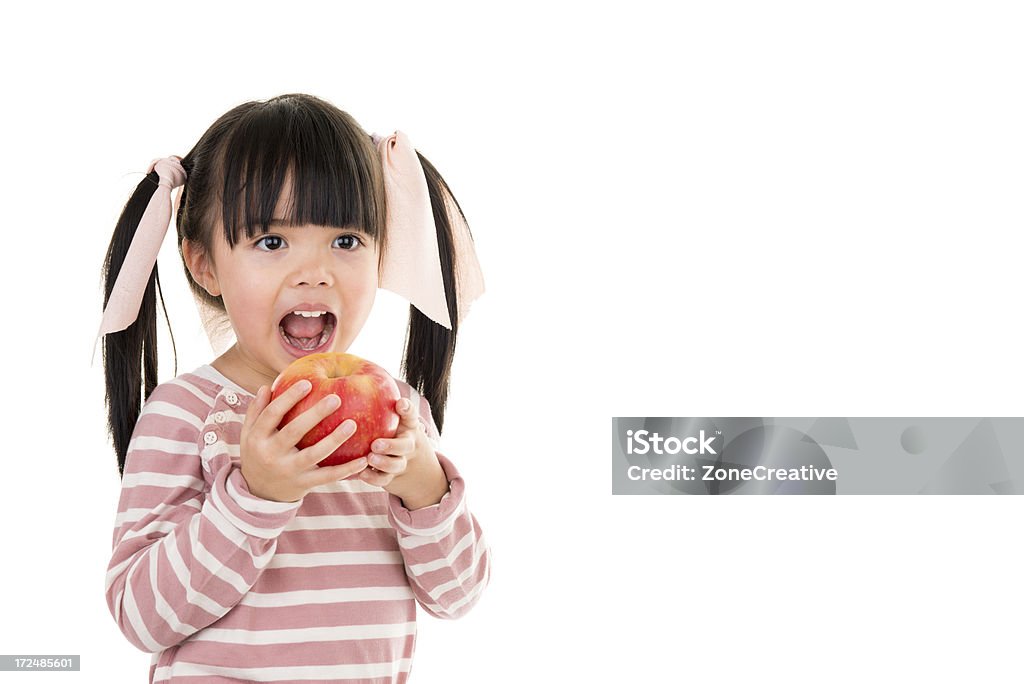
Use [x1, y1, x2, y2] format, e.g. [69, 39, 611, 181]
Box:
[105, 364, 490, 683]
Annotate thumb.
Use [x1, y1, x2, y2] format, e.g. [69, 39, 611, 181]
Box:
[398, 391, 421, 429]
[246, 386, 268, 421]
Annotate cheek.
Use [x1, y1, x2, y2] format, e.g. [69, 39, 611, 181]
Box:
[351, 277, 378, 315]
[219, 269, 274, 329]
[352, 259, 379, 305]
[340, 266, 379, 328]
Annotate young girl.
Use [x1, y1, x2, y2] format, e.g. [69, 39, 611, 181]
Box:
[99, 93, 490, 683]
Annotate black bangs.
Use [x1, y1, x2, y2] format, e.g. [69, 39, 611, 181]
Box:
[216, 96, 385, 249]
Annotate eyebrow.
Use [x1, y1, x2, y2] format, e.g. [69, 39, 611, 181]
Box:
[267, 219, 372, 235]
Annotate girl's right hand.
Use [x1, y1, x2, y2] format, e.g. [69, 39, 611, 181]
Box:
[239, 379, 369, 503]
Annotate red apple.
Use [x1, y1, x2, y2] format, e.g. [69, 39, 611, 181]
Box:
[272, 352, 401, 467]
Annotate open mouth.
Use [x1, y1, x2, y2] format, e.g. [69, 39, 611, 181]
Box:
[278, 312, 337, 356]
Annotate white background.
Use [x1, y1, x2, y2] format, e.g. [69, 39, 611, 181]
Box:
[2, 1, 1022, 681]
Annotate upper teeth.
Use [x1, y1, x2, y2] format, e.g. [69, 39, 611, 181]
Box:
[293, 310, 326, 317]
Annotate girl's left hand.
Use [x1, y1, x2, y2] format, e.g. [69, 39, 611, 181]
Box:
[359, 392, 448, 507]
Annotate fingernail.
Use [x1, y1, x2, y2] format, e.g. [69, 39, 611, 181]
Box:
[298, 380, 311, 392]
[271, 374, 281, 392]
[326, 394, 341, 409]
[343, 419, 357, 434]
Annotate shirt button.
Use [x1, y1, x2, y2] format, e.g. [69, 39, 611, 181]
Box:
[204, 431, 218, 445]
[224, 391, 239, 406]
[214, 411, 226, 424]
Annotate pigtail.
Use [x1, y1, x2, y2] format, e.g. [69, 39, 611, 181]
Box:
[100, 171, 179, 478]
[400, 152, 471, 434]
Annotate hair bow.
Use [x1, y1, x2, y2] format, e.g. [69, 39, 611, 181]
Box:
[92, 156, 185, 362]
[371, 130, 484, 330]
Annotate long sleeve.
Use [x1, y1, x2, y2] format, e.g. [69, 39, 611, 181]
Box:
[104, 380, 301, 653]
[386, 390, 491, 619]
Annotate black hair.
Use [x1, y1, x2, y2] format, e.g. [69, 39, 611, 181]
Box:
[101, 93, 470, 476]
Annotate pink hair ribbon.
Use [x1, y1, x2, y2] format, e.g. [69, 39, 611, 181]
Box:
[371, 130, 484, 329]
[92, 156, 186, 363]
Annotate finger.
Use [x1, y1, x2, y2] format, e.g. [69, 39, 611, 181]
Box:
[303, 456, 369, 489]
[257, 379, 314, 435]
[241, 385, 270, 440]
[397, 393, 421, 431]
[359, 466, 395, 488]
[245, 385, 269, 424]
[300, 418, 358, 468]
[367, 452, 407, 475]
[275, 392, 344, 449]
[370, 435, 415, 457]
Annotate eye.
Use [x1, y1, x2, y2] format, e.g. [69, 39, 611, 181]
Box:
[334, 234, 363, 250]
[253, 235, 284, 251]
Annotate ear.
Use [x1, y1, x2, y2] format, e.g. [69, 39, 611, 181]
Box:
[182, 238, 222, 297]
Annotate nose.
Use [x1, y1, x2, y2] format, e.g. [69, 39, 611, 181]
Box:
[290, 252, 334, 288]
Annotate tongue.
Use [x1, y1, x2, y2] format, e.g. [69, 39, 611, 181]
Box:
[281, 313, 326, 339]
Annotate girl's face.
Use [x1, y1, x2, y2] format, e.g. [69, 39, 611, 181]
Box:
[184, 183, 379, 394]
